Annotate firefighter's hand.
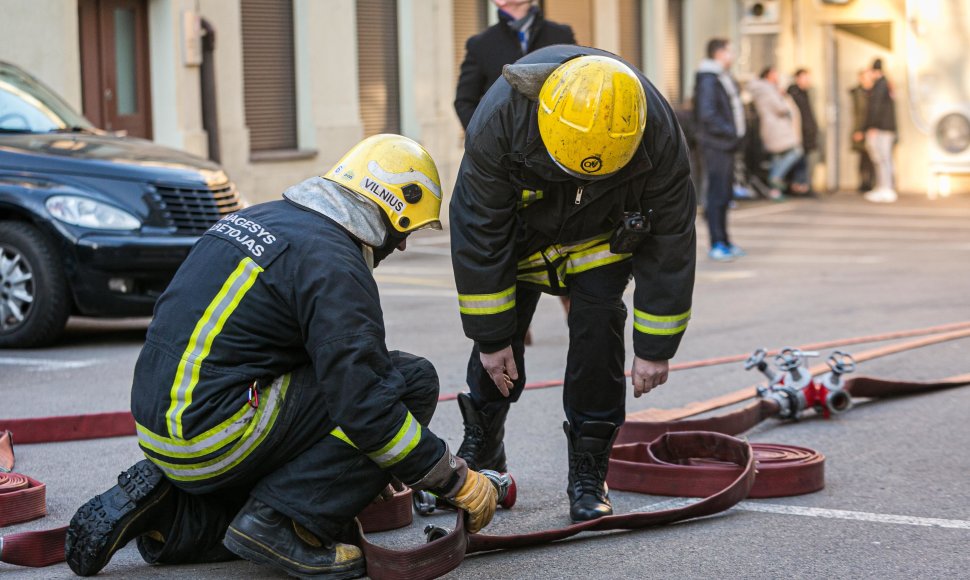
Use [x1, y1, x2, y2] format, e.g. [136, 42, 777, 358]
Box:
[480, 346, 517, 397]
[450, 469, 497, 534]
[632, 357, 669, 397]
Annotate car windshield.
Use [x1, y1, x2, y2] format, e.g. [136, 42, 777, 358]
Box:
[0, 63, 93, 133]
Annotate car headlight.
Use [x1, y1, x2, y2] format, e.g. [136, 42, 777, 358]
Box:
[936, 113, 970, 154]
[45, 195, 141, 230]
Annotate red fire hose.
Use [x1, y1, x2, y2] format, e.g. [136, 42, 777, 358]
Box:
[2, 320, 970, 575]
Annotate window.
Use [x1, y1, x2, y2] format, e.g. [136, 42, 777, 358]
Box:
[543, 0, 594, 48]
[357, 0, 400, 136]
[240, 0, 298, 152]
[663, 0, 684, 105]
[618, 0, 643, 69]
[453, 0, 489, 81]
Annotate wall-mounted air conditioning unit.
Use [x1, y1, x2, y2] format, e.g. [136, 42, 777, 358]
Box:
[742, 0, 781, 27]
[928, 104, 970, 197]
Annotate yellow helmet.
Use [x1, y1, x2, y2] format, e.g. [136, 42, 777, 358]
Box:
[537, 56, 647, 179]
[324, 134, 442, 233]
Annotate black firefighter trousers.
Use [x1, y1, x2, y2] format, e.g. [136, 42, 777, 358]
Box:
[466, 259, 632, 433]
[136, 351, 439, 565]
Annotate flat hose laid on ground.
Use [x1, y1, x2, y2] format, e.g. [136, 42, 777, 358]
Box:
[2, 319, 970, 574]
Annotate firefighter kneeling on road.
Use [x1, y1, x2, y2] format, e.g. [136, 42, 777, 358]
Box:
[64, 135, 497, 579]
[451, 46, 696, 522]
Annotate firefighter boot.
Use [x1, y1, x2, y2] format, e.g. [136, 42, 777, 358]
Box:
[223, 497, 365, 579]
[456, 393, 509, 472]
[65, 460, 176, 576]
[564, 421, 619, 522]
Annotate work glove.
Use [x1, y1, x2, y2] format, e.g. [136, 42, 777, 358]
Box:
[449, 470, 497, 533]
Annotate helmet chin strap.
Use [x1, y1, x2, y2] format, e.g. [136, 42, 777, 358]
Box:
[361, 245, 375, 272]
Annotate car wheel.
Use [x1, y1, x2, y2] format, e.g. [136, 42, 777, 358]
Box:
[0, 221, 71, 348]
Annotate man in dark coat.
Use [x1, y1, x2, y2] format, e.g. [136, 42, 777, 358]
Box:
[787, 68, 817, 195]
[454, 0, 575, 129]
[694, 38, 746, 261]
[451, 45, 695, 523]
[850, 68, 874, 192]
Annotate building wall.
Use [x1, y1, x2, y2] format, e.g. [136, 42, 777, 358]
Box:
[0, 0, 82, 109]
[4, 0, 960, 207]
[784, 0, 934, 194]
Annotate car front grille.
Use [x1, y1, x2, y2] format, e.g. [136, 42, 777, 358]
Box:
[150, 183, 243, 235]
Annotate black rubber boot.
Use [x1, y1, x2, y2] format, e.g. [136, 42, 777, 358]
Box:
[564, 421, 619, 522]
[456, 393, 509, 472]
[65, 460, 175, 576]
[223, 497, 365, 579]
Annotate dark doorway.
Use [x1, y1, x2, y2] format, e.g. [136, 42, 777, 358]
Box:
[78, 0, 153, 138]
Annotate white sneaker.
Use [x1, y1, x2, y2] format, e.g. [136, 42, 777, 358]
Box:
[864, 189, 898, 203]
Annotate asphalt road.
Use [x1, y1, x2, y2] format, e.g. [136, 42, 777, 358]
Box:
[2, 192, 969, 579]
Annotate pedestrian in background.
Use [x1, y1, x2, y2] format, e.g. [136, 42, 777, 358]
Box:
[694, 38, 746, 262]
[454, 0, 575, 130]
[748, 66, 807, 201]
[787, 68, 817, 196]
[850, 68, 875, 193]
[863, 59, 898, 203]
[455, 0, 575, 342]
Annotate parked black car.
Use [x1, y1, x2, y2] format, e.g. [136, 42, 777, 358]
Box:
[0, 61, 244, 347]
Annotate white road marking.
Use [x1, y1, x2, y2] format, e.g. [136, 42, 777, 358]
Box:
[374, 274, 455, 289]
[735, 502, 970, 529]
[733, 202, 804, 220]
[741, 214, 970, 230]
[703, 227, 969, 242]
[379, 288, 457, 297]
[0, 357, 100, 370]
[402, 247, 452, 256]
[632, 498, 970, 530]
[738, 254, 886, 264]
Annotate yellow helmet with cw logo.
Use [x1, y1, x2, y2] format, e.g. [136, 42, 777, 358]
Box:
[324, 134, 442, 233]
[537, 55, 647, 179]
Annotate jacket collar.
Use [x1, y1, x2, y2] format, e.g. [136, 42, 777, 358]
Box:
[697, 59, 725, 75]
[282, 177, 386, 247]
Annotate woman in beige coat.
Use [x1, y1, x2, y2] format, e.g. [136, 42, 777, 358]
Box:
[748, 66, 807, 199]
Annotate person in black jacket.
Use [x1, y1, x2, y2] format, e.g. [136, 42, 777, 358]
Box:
[863, 59, 898, 203]
[454, 0, 575, 130]
[694, 38, 746, 261]
[451, 46, 695, 523]
[64, 135, 498, 579]
[787, 68, 817, 196]
[850, 68, 875, 193]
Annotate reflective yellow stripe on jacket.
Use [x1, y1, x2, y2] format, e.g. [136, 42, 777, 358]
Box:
[144, 374, 290, 481]
[165, 257, 264, 438]
[329, 411, 422, 469]
[515, 234, 631, 289]
[633, 308, 691, 336]
[458, 286, 516, 315]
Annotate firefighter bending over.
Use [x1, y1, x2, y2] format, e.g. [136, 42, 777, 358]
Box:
[451, 46, 696, 522]
[65, 135, 497, 579]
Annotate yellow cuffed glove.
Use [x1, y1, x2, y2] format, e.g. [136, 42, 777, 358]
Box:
[451, 470, 497, 533]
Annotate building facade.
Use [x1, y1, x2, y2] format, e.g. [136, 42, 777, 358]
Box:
[2, 0, 963, 205]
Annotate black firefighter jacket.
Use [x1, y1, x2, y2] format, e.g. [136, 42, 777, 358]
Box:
[450, 45, 697, 362]
[454, 9, 575, 129]
[131, 200, 444, 485]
